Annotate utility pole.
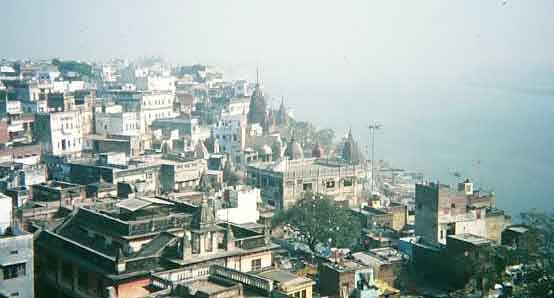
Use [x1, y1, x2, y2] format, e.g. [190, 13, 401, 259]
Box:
[368, 123, 382, 195]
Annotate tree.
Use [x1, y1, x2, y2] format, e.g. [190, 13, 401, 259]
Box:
[272, 194, 362, 252]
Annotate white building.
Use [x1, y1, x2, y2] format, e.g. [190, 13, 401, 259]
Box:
[34, 110, 83, 156]
[216, 186, 261, 224]
[113, 91, 176, 132]
[0, 193, 13, 234]
[136, 76, 176, 93]
[95, 110, 140, 136]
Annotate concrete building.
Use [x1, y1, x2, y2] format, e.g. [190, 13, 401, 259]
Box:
[135, 76, 176, 93]
[31, 180, 86, 205]
[215, 186, 261, 224]
[148, 264, 314, 298]
[88, 134, 146, 157]
[247, 158, 365, 209]
[352, 248, 404, 288]
[0, 162, 47, 201]
[212, 117, 246, 155]
[34, 110, 84, 156]
[68, 153, 164, 195]
[0, 98, 35, 146]
[159, 154, 207, 193]
[0, 228, 34, 298]
[111, 90, 176, 132]
[356, 202, 408, 232]
[319, 260, 397, 298]
[415, 180, 510, 245]
[68, 153, 206, 196]
[36, 197, 277, 298]
[152, 117, 211, 149]
[95, 109, 140, 136]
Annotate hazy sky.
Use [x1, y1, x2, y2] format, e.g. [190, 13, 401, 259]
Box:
[3, 1, 554, 212]
[2, 0, 554, 82]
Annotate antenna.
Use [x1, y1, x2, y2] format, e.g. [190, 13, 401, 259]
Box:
[368, 123, 383, 195]
[256, 66, 260, 86]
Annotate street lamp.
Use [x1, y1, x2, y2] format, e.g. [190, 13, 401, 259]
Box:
[368, 123, 383, 195]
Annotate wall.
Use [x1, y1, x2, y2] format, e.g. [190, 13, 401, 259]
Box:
[0, 233, 34, 298]
[216, 188, 260, 224]
[414, 184, 439, 245]
[0, 195, 12, 233]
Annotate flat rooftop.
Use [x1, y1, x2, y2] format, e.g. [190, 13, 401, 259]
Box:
[257, 269, 313, 287]
[185, 279, 234, 295]
[448, 233, 492, 246]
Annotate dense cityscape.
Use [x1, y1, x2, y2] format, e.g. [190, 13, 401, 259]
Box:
[0, 56, 551, 298]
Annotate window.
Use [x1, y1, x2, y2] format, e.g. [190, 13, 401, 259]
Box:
[251, 259, 262, 271]
[303, 183, 312, 191]
[343, 178, 353, 187]
[451, 203, 456, 208]
[2, 263, 26, 280]
[301, 290, 306, 298]
[326, 180, 335, 188]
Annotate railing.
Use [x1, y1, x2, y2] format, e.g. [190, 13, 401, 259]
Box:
[209, 265, 273, 294]
[128, 214, 190, 236]
[151, 274, 172, 290]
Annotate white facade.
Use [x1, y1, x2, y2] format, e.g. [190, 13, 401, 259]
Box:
[36, 110, 83, 156]
[216, 187, 261, 224]
[51, 81, 86, 93]
[96, 112, 140, 136]
[140, 92, 176, 131]
[136, 76, 176, 93]
[113, 91, 177, 132]
[0, 194, 13, 234]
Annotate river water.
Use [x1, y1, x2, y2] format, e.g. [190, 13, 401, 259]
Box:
[268, 74, 554, 216]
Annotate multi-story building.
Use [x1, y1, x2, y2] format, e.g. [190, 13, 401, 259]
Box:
[0, 194, 34, 298]
[135, 76, 176, 93]
[0, 162, 47, 196]
[68, 153, 207, 196]
[212, 117, 246, 155]
[0, 99, 35, 145]
[319, 260, 397, 298]
[95, 110, 140, 136]
[215, 186, 261, 224]
[36, 196, 277, 298]
[111, 90, 176, 132]
[247, 158, 365, 209]
[356, 202, 408, 232]
[159, 154, 207, 193]
[34, 109, 84, 156]
[0, 229, 34, 298]
[415, 179, 510, 245]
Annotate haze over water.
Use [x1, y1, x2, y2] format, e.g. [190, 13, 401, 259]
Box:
[3, 0, 554, 214]
[270, 72, 554, 215]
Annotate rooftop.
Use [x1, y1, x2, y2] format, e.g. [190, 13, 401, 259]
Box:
[448, 233, 492, 246]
